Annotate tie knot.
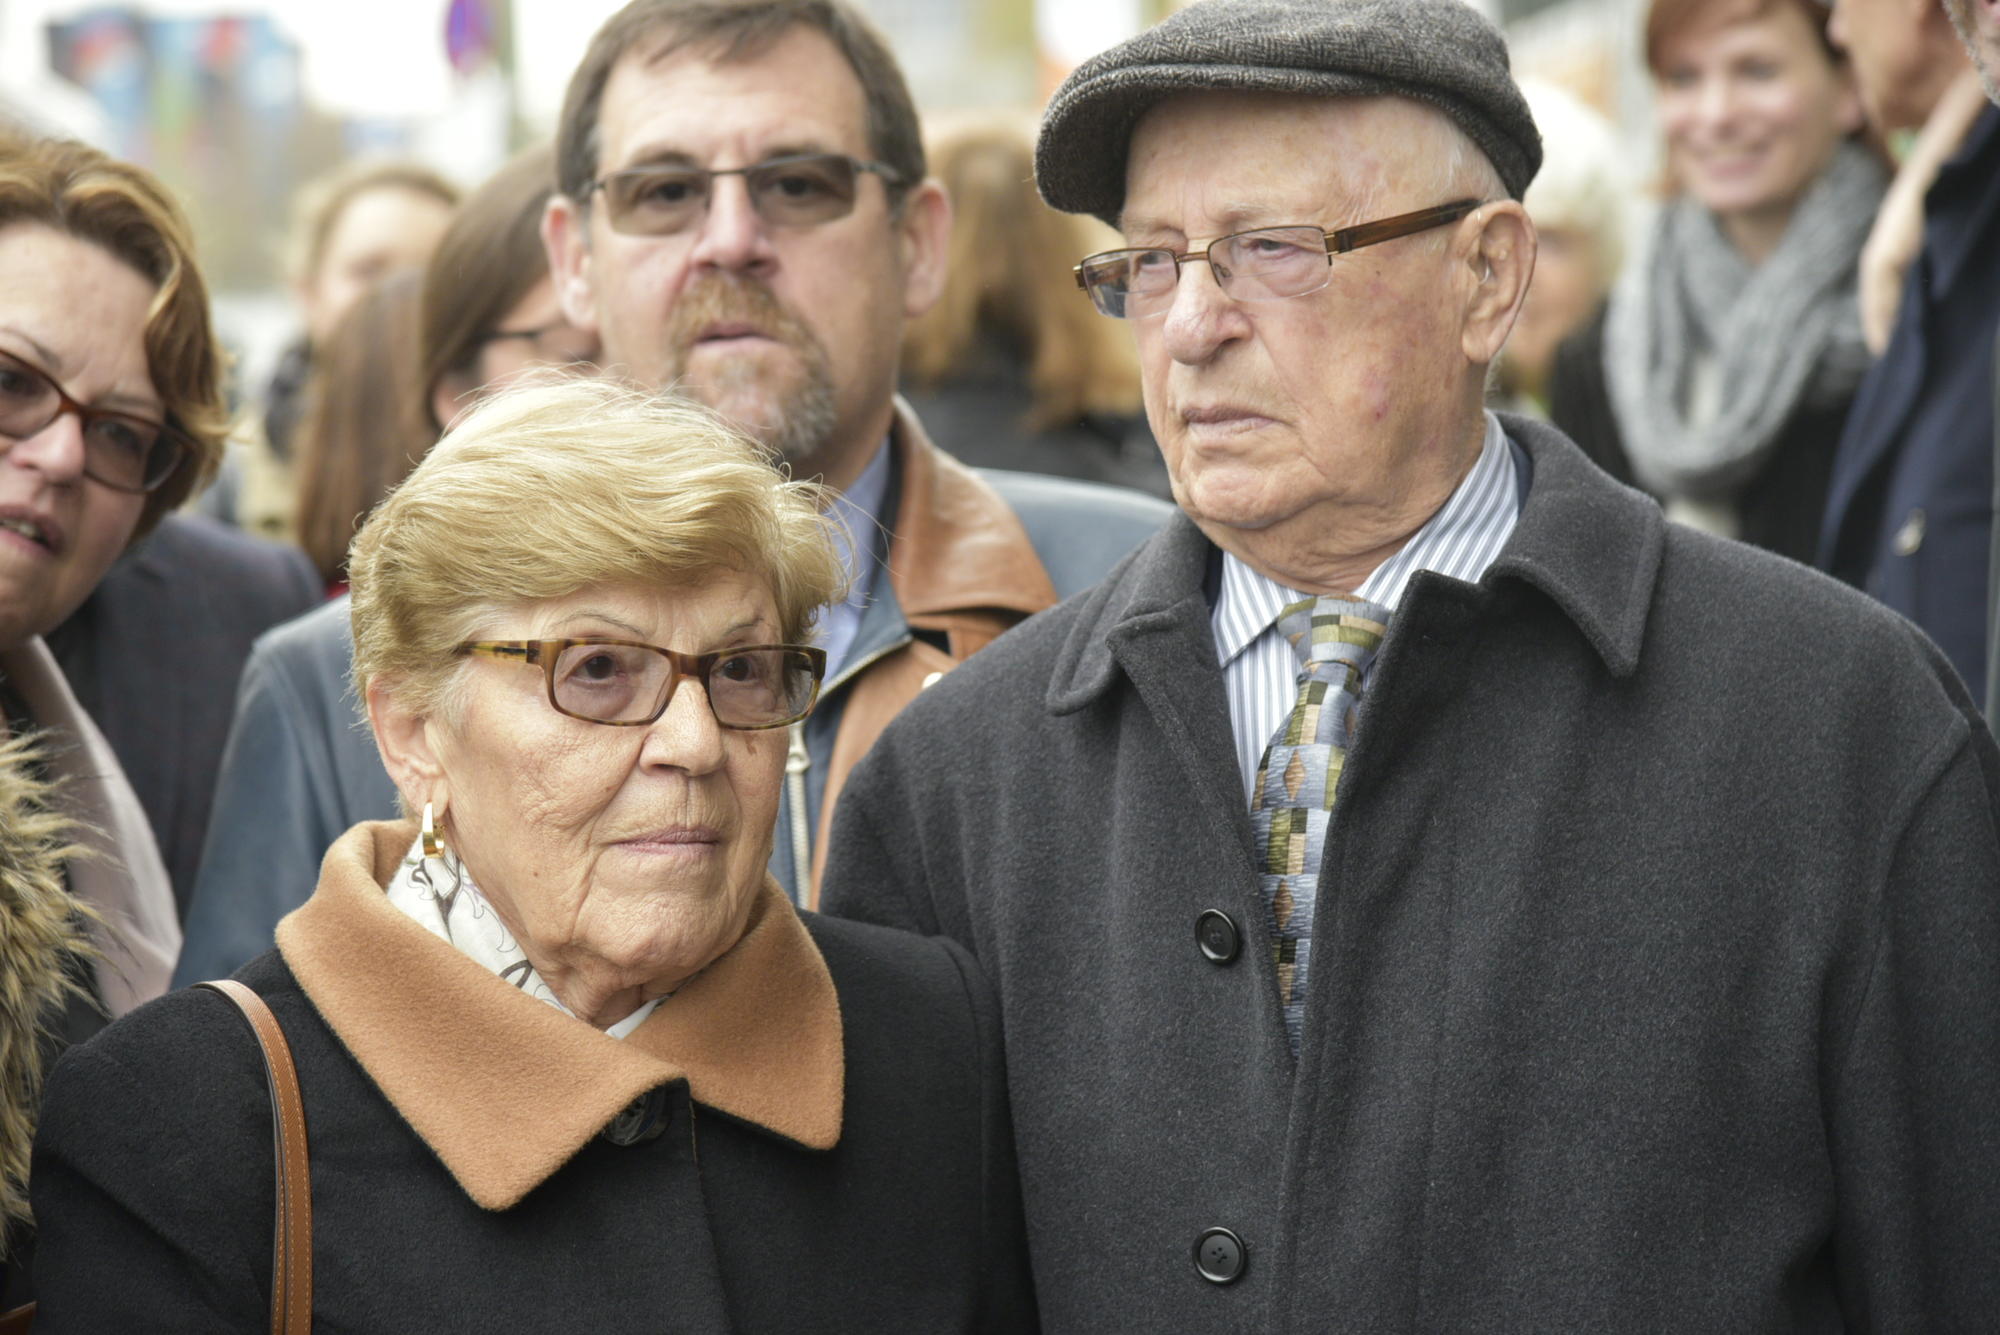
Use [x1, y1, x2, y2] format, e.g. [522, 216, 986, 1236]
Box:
[1275, 595, 1390, 675]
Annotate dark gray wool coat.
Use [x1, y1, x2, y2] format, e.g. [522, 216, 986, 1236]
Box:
[822, 415, 2000, 1333]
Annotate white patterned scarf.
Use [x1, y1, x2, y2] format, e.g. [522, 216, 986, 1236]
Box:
[384, 833, 661, 1037]
[1604, 141, 1885, 499]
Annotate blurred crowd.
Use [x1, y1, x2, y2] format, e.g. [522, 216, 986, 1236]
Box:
[0, 0, 1996, 1325]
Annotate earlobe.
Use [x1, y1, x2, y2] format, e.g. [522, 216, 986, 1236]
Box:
[898, 180, 953, 321]
[541, 196, 602, 333]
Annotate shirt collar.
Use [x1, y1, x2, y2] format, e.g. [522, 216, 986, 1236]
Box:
[1212, 411, 1519, 667]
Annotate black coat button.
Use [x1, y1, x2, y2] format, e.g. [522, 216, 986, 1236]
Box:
[1195, 910, 1240, 965]
[602, 1087, 670, 1146]
[1193, 1227, 1246, 1284]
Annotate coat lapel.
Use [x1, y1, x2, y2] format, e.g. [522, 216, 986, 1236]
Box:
[278, 821, 844, 1210]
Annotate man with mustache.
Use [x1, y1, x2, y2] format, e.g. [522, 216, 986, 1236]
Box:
[539, 0, 1169, 906]
[173, 0, 1169, 983]
[823, 0, 2000, 1326]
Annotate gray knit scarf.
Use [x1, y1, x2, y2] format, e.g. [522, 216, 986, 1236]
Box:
[1604, 141, 1885, 499]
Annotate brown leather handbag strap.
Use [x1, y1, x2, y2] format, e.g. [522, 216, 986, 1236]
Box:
[197, 980, 312, 1335]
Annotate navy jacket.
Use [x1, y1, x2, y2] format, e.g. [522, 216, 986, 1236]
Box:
[1818, 105, 2000, 692]
[44, 514, 320, 915]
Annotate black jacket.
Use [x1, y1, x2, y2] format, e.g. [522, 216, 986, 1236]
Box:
[1818, 104, 2000, 692]
[824, 415, 2000, 1332]
[46, 514, 320, 913]
[32, 825, 1035, 1334]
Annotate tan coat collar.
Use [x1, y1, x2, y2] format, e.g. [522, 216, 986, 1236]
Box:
[276, 821, 843, 1211]
[885, 399, 1057, 620]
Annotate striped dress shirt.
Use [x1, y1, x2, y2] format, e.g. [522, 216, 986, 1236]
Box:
[1213, 412, 1521, 800]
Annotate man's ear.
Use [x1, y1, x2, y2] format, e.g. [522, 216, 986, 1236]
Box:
[542, 194, 603, 334]
[366, 676, 449, 816]
[897, 179, 953, 321]
[1459, 201, 1536, 369]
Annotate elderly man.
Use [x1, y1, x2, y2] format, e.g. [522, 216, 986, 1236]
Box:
[173, 0, 1168, 985]
[822, 0, 2000, 1327]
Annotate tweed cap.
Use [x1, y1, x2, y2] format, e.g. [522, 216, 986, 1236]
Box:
[1037, 0, 1543, 226]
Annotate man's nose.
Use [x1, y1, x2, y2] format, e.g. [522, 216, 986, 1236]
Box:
[1158, 258, 1247, 365]
[686, 174, 775, 274]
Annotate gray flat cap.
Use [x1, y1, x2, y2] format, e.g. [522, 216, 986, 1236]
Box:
[1037, 0, 1542, 225]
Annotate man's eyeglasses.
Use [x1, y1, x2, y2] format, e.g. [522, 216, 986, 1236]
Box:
[590, 153, 903, 237]
[0, 349, 192, 493]
[1073, 199, 1482, 320]
[458, 638, 827, 730]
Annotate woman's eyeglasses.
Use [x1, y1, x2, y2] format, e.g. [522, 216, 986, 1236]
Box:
[458, 638, 826, 730]
[0, 349, 191, 493]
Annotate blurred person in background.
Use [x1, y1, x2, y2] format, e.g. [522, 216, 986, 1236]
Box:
[541, 0, 1173, 909]
[900, 112, 1170, 499]
[176, 144, 598, 987]
[1944, 0, 2000, 96]
[1818, 0, 1996, 695]
[202, 159, 457, 541]
[290, 269, 431, 592]
[1553, 0, 1881, 567]
[33, 378, 1034, 1331]
[1494, 80, 1629, 417]
[0, 131, 236, 1298]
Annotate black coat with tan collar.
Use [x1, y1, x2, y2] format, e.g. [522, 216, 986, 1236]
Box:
[28, 821, 1036, 1333]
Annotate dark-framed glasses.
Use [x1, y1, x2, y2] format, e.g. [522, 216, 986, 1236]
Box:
[1073, 199, 1483, 320]
[458, 638, 827, 730]
[477, 320, 598, 367]
[591, 153, 903, 237]
[0, 349, 191, 493]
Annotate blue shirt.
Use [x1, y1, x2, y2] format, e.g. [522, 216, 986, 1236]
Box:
[815, 436, 892, 677]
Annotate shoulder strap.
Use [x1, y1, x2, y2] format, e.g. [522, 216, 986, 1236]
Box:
[196, 979, 312, 1335]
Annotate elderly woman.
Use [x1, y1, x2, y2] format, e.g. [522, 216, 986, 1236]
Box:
[30, 378, 1035, 1332]
[0, 131, 225, 1288]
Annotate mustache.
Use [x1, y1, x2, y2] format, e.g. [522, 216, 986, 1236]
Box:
[665, 271, 822, 366]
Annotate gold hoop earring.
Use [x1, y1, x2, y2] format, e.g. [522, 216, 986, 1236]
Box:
[421, 801, 446, 861]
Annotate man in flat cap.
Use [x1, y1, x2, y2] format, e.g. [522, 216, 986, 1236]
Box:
[822, 0, 2000, 1327]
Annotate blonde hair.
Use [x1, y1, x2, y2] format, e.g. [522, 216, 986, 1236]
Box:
[902, 112, 1141, 428]
[0, 131, 225, 532]
[1519, 80, 1632, 290]
[348, 376, 845, 719]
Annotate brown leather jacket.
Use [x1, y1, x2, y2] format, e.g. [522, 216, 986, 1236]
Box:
[798, 403, 1058, 902]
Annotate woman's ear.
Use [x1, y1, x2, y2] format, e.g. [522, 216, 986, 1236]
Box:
[366, 676, 447, 815]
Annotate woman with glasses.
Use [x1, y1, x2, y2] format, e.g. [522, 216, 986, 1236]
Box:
[292, 144, 601, 593]
[1550, 0, 1883, 564]
[31, 377, 1035, 1332]
[0, 131, 220, 1282]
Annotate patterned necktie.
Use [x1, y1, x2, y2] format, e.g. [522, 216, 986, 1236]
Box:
[1251, 595, 1390, 1057]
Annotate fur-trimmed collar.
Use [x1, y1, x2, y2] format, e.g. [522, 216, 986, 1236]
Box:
[276, 821, 843, 1210]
